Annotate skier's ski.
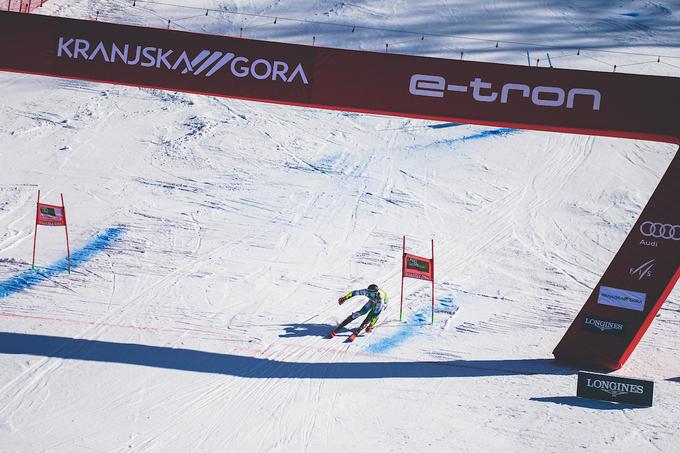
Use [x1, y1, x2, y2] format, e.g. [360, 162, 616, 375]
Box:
[347, 333, 358, 342]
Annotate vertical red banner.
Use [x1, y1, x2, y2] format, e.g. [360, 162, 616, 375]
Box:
[554, 152, 680, 370]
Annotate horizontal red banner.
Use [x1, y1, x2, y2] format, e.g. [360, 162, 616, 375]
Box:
[0, 11, 678, 144]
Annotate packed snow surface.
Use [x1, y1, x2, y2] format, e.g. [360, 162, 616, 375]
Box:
[1, 1, 679, 451]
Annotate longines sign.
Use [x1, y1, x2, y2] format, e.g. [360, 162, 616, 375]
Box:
[577, 371, 653, 407]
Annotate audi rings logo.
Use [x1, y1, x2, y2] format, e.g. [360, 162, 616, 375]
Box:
[639, 221, 680, 241]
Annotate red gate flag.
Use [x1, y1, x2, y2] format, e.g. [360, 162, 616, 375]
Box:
[403, 253, 434, 281]
[0, 11, 677, 370]
[37, 203, 66, 226]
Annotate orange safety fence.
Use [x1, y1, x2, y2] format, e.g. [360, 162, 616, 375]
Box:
[3, 0, 47, 13]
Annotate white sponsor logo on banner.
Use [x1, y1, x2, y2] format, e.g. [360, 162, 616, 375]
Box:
[629, 259, 655, 280]
[56, 37, 309, 84]
[408, 74, 601, 111]
[597, 286, 646, 312]
[639, 221, 680, 241]
[583, 316, 624, 333]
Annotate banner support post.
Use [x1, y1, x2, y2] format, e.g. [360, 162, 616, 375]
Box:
[61, 193, 71, 274]
[400, 235, 405, 322]
[31, 189, 40, 270]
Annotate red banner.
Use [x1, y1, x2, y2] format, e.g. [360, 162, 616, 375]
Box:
[0, 12, 677, 370]
[0, 12, 678, 145]
[37, 202, 66, 226]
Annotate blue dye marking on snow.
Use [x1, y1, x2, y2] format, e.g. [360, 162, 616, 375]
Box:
[419, 127, 518, 149]
[366, 296, 457, 354]
[313, 153, 342, 173]
[429, 123, 462, 129]
[448, 128, 517, 143]
[0, 227, 124, 299]
[366, 324, 413, 354]
[620, 12, 640, 17]
[439, 295, 456, 309]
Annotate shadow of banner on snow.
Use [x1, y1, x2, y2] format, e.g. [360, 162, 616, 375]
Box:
[0, 332, 576, 379]
[530, 396, 645, 411]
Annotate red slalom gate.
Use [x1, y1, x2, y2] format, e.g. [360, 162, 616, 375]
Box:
[400, 237, 435, 324]
[32, 190, 71, 273]
[0, 12, 677, 370]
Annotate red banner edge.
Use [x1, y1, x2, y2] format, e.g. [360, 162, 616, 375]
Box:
[616, 266, 680, 369]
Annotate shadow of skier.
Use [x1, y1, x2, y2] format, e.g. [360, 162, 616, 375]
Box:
[279, 323, 336, 338]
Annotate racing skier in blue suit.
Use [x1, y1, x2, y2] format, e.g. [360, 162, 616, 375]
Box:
[329, 283, 388, 341]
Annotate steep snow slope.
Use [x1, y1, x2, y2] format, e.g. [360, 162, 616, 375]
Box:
[1, 1, 679, 452]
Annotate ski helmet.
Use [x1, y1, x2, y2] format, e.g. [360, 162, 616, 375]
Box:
[367, 283, 379, 292]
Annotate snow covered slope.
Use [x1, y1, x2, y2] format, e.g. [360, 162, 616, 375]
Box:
[1, 1, 679, 451]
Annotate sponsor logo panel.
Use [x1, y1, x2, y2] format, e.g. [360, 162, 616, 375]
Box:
[597, 286, 646, 312]
[577, 371, 653, 406]
[37, 204, 66, 226]
[581, 315, 626, 337]
[406, 256, 430, 273]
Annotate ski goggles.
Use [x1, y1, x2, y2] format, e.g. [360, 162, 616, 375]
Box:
[367, 291, 378, 298]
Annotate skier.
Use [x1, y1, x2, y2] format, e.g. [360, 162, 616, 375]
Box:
[329, 283, 388, 342]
